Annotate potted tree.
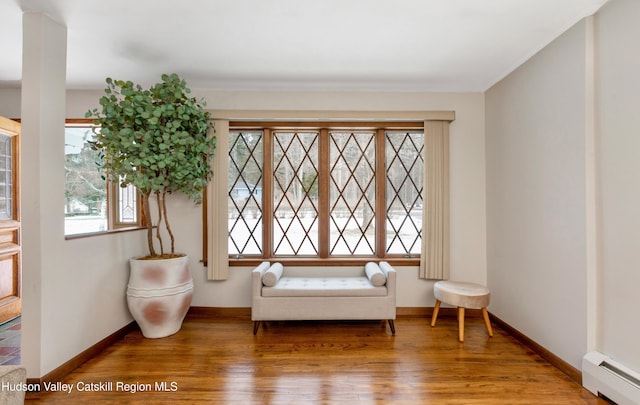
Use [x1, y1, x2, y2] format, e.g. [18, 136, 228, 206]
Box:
[86, 73, 216, 338]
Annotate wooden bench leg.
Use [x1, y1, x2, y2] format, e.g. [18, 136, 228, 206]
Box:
[482, 308, 493, 337]
[431, 300, 441, 327]
[458, 307, 465, 342]
[253, 321, 261, 335]
[388, 320, 396, 335]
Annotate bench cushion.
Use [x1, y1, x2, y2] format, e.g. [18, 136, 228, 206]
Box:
[262, 277, 387, 297]
[262, 263, 284, 287]
[365, 262, 386, 286]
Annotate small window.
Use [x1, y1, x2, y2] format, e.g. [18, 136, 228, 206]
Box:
[0, 134, 13, 220]
[64, 122, 141, 236]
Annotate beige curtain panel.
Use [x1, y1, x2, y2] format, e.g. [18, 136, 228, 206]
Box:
[207, 119, 230, 280]
[420, 120, 450, 280]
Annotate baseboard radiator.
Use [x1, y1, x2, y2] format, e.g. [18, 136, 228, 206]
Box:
[582, 351, 640, 404]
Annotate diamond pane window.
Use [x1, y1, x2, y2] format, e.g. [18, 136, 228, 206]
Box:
[329, 132, 376, 255]
[225, 122, 427, 261]
[386, 131, 424, 255]
[229, 131, 264, 256]
[273, 131, 319, 256]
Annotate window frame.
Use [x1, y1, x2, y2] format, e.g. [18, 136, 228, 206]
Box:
[228, 121, 424, 267]
[64, 119, 144, 239]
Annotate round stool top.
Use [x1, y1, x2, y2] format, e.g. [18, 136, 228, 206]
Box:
[434, 280, 490, 309]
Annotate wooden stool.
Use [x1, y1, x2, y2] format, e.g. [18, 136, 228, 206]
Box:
[430, 281, 493, 342]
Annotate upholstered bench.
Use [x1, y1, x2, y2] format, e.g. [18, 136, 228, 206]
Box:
[252, 262, 397, 334]
[430, 280, 493, 342]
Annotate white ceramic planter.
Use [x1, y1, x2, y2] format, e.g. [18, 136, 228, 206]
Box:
[127, 255, 193, 338]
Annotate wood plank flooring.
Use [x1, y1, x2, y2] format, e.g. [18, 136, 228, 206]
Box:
[27, 315, 606, 404]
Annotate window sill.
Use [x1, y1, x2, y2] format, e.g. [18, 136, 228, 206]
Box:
[228, 257, 420, 267]
[65, 226, 146, 240]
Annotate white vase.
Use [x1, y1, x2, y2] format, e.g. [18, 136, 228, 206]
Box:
[127, 255, 193, 338]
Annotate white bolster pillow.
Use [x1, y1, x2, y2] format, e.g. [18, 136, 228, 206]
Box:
[365, 262, 387, 286]
[262, 262, 284, 287]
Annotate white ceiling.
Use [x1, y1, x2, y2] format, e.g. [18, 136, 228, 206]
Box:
[1, 0, 609, 92]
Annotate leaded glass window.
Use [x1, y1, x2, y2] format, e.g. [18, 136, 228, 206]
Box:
[227, 123, 424, 260]
[329, 131, 376, 255]
[386, 131, 424, 255]
[229, 131, 264, 256]
[273, 131, 319, 256]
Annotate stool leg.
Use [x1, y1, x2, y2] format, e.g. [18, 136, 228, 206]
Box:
[431, 300, 441, 326]
[458, 307, 465, 342]
[482, 308, 493, 337]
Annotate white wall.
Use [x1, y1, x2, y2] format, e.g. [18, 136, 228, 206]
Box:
[43, 92, 148, 377]
[3, 18, 148, 378]
[485, 20, 589, 369]
[161, 90, 488, 308]
[0, 88, 21, 117]
[594, 0, 640, 373]
[487, 0, 640, 376]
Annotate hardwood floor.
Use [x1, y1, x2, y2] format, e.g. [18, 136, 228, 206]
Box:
[27, 315, 606, 404]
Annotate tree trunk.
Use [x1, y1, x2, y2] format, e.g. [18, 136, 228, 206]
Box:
[155, 191, 165, 256]
[143, 191, 156, 257]
[161, 190, 176, 255]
